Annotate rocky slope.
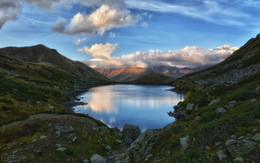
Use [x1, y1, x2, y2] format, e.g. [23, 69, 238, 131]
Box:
[0, 113, 124, 162]
[116, 35, 260, 162]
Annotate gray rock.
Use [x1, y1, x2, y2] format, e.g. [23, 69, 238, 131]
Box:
[83, 159, 89, 163]
[209, 99, 220, 105]
[251, 133, 260, 141]
[226, 139, 256, 158]
[55, 144, 62, 147]
[231, 135, 237, 139]
[122, 124, 141, 146]
[215, 142, 222, 146]
[229, 100, 237, 105]
[186, 103, 194, 111]
[72, 136, 78, 142]
[194, 116, 200, 121]
[90, 154, 106, 163]
[172, 110, 186, 119]
[256, 86, 260, 91]
[238, 136, 245, 140]
[35, 148, 43, 155]
[215, 107, 227, 113]
[40, 135, 47, 139]
[173, 102, 181, 110]
[54, 125, 74, 137]
[180, 135, 190, 153]
[105, 145, 112, 150]
[7, 161, 17, 163]
[57, 147, 66, 152]
[216, 150, 228, 160]
[128, 129, 160, 163]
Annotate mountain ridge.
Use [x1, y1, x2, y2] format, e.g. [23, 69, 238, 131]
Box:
[0, 44, 108, 81]
[97, 66, 208, 82]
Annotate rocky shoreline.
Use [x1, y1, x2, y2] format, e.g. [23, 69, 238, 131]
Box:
[62, 87, 90, 112]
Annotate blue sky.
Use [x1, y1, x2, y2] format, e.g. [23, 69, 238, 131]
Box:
[0, 0, 259, 68]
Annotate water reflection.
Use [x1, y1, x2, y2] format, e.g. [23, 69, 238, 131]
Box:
[74, 85, 185, 131]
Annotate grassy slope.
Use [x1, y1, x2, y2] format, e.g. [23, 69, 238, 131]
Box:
[142, 35, 260, 162]
[0, 46, 124, 162]
[0, 46, 111, 125]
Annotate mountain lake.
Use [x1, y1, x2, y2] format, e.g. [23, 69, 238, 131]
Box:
[74, 85, 185, 131]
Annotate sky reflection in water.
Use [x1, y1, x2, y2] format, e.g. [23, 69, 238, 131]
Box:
[74, 85, 185, 131]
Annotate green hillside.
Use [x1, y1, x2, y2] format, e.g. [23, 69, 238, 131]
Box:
[0, 45, 110, 125]
[122, 34, 260, 162]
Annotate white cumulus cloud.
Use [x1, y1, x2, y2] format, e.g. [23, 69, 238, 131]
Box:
[52, 5, 139, 36]
[78, 43, 118, 60]
[80, 43, 239, 69]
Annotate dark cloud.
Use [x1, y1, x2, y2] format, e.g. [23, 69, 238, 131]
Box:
[0, 0, 21, 29]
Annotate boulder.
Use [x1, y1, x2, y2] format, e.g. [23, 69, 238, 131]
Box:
[215, 107, 227, 114]
[186, 103, 194, 111]
[54, 125, 74, 137]
[173, 102, 182, 110]
[251, 133, 260, 141]
[123, 124, 141, 146]
[90, 154, 106, 163]
[105, 145, 112, 150]
[128, 129, 160, 162]
[180, 135, 190, 153]
[225, 139, 256, 158]
[216, 150, 228, 160]
[209, 99, 220, 106]
[172, 110, 186, 119]
[83, 159, 89, 163]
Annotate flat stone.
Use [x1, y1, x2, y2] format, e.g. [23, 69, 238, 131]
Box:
[57, 148, 66, 152]
[72, 136, 78, 142]
[194, 116, 200, 121]
[231, 135, 237, 139]
[180, 135, 190, 153]
[105, 145, 112, 150]
[228, 100, 237, 105]
[90, 154, 106, 163]
[216, 150, 228, 160]
[186, 103, 194, 111]
[215, 107, 227, 113]
[83, 159, 89, 163]
[54, 125, 74, 137]
[209, 99, 220, 105]
[251, 133, 260, 141]
[226, 139, 256, 158]
[40, 135, 47, 139]
[55, 144, 62, 147]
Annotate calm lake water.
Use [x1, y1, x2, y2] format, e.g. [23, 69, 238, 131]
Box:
[74, 85, 185, 131]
